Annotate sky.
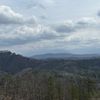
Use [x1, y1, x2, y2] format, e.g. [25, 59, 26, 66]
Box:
[0, 0, 100, 56]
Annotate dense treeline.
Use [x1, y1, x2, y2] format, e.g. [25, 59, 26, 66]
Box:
[0, 71, 99, 100]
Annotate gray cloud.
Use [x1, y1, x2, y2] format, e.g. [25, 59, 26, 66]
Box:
[40, 15, 47, 20]
[0, 16, 99, 46]
[53, 17, 98, 34]
[54, 24, 75, 33]
[97, 11, 100, 17]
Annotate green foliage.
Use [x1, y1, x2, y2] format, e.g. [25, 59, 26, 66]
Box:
[0, 72, 99, 100]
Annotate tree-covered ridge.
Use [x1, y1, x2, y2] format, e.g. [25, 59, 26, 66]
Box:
[0, 71, 99, 100]
[0, 51, 100, 74]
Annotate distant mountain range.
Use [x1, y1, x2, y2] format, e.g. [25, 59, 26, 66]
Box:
[0, 51, 100, 74]
[32, 53, 100, 59]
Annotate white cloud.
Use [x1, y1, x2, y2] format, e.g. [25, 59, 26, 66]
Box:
[0, 15, 100, 48]
[76, 17, 98, 28]
[66, 29, 100, 44]
[0, 5, 37, 25]
[0, 5, 23, 24]
[0, 24, 59, 46]
[0, 5, 100, 55]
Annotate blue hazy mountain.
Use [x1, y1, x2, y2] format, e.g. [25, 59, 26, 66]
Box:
[32, 53, 100, 59]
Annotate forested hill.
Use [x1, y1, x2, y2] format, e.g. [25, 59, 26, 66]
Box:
[0, 51, 40, 73]
[0, 51, 100, 74]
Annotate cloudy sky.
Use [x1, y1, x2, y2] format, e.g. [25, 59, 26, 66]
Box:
[0, 0, 100, 56]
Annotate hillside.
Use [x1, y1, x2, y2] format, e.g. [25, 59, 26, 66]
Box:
[0, 51, 100, 74]
[0, 51, 41, 73]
